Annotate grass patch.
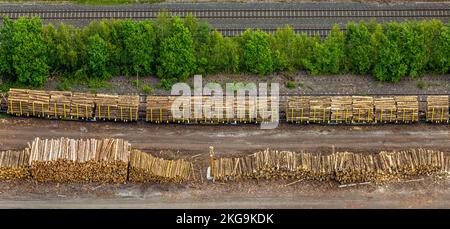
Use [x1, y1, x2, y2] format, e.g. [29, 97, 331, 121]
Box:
[285, 81, 296, 89]
[0, 113, 11, 118]
[298, 81, 305, 89]
[87, 78, 113, 93]
[132, 80, 154, 94]
[417, 80, 427, 90]
[156, 78, 174, 91]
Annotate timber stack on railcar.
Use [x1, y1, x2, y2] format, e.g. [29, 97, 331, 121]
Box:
[29, 137, 130, 183]
[352, 96, 374, 123]
[426, 95, 449, 123]
[28, 90, 49, 117]
[70, 92, 95, 119]
[331, 96, 352, 123]
[0, 149, 31, 180]
[286, 96, 310, 123]
[95, 93, 119, 120]
[117, 95, 139, 122]
[395, 96, 419, 123]
[48, 91, 72, 119]
[146, 96, 174, 122]
[374, 97, 397, 123]
[7, 89, 30, 116]
[128, 149, 193, 182]
[309, 96, 331, 123]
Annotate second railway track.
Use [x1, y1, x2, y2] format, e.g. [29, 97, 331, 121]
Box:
[0, 8, 449, 20]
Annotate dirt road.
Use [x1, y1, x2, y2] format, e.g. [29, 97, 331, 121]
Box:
[1, 178, 450, 209]
[2, 118, 450, 209]
[1, 118, 450, 155]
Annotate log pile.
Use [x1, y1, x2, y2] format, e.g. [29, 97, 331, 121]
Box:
[374, 97, 396, 123]
[309, 96, 331, 123]
[28, 90, 50, 117]
[29, 137, 130, 183]
[95, 94, 119, 120]
[395, 96, 419, 122]
[48, 91, 72, 119]
[331, 96, 352, 123]
[7, 89, 30, 116]
[352, 96, 373, 123]
[286, 96, 310, 123]
[426, 95, 449, 123]
[70, 92, 95, 119]
[128, 149, 193, 182]
[117, 95, 139, 121]
[145, 95, 276, 123]
[0, 149, 31, 180]
[146, 96, 174, 122]
[213, 148, 450, 184]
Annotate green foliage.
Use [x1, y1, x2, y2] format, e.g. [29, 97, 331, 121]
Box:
[422, 20, 450, 74]
[156, 78, 174, 91]
[207, 31, 239, 73]
[240, 29, 274, 75]
[120, 20, 156, 76]
[44, 23, 81, 73]
[345, 22, 373, 74]
[141, 83, 154, 94]
[87, 34, 110, 80]
[373, 23, 408, 82]
[271, 26, 297, 71]
[307, 25, 345, 75]
[11, 17, 49, 86]
[1, 15, 449, 89]
[417, 80, 426, 90]
[285, 81, 296, 89]
[0, 17, 14, 79]
[400, 22, 427, 78]
[156, 17, 196, 81]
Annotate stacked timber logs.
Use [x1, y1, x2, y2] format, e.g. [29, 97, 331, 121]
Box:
[426, 96, 449, 123]
[286, 96, 309, 123]
[0, 149, 31, 180]
[70, 92, 95, 119]
[331, 96, 352, 123]
[145, 95, 277, 123]
[28, 90, 50, 117]
[7, 89, 29, 116]
[374, 97, 397, 123]
[309, 96, 331, 123]
[213, 148, 450, 184]
[128, 149, 193, 182]
[48, 91, 72, 119]
[352, 96, 373, 123]
[146, 96, 174, 122]
[95, 94, 119, 120]
[395, 96, 419, 123]
[29, 137, 130, 183]
[117, 95, 139, 122]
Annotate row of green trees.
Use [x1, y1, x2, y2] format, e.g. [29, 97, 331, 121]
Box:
[0, 15, 449, 87]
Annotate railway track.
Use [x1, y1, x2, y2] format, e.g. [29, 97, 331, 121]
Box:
[0, 8, 448, 20]
[2, 7, 448, 36]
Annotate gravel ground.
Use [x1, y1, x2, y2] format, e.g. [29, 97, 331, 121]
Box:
[1, 176, 450, 208]
[42, 72, 450, 96]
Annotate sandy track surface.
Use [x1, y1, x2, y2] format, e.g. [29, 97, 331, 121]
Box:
[1, 178, 450, 209]
[1, 118, 450, 155]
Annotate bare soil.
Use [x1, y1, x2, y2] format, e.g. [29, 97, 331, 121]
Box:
[1, 176, 450, 208]
[2, 117, 450, 208]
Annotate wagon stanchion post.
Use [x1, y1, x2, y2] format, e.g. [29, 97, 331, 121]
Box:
[209, 146, 215, 181]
